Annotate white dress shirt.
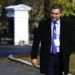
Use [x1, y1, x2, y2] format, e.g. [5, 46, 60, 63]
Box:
[51, 19, 60, 52]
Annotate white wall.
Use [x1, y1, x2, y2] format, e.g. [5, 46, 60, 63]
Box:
[14, 11, 29, 45]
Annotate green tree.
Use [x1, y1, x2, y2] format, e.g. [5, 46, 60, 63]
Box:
[51, 0, 75, 16]
[44, 0, 51, 17]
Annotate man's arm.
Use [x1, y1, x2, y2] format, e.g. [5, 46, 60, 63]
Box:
[31, 21, 42, 66]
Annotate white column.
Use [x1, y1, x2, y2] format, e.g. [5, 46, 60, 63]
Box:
[14, 10, 29, 45]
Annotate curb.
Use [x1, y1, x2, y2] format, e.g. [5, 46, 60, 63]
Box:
[8, 55, 40, 68]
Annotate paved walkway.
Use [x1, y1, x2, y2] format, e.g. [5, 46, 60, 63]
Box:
[0, 57, 41, 75]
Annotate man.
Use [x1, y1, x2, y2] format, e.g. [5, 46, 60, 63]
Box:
[31, 4, 72, 75]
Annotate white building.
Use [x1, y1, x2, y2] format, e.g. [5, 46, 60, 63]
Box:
[5, 4, 32, 45]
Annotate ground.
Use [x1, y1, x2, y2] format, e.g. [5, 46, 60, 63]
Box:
[0, 53, 75, 75]
[0, 57, 40, 75]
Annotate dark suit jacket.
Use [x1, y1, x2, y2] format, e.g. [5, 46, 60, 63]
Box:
[31, 18, 72, 74]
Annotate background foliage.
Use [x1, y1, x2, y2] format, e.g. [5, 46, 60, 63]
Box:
[0, 0, 75, 18]
[51, 0, 75, 16]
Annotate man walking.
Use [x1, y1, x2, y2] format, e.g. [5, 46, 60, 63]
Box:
[31, 4, 72, 75]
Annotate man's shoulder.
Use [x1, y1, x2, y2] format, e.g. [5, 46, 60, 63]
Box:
[61, 16, 70, 23]
[39, 17, 51, 23]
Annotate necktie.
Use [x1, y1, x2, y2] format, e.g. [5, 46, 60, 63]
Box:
[51, 22, 57, 54]
[53, 22, 56, 37]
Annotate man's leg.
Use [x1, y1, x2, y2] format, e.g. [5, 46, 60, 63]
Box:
[63, 53, 71, 75]
[47, 54, 61, 75]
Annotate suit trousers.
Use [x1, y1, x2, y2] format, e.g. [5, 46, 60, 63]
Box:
[61, 52, 71, 75]
[47, 53, 62, 75]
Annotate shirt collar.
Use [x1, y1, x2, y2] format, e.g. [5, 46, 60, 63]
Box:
[56, 19, 60, 24]
[51, 19, 60, 26]
[51, 19, 60, 24]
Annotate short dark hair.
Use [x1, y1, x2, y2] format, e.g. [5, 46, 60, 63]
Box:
[51, 4, 63, 13]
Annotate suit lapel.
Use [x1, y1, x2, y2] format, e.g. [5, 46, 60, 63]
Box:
[60, 19, 66, 51]
[48, 18, 51, 33]
[60, 19, 65, 38]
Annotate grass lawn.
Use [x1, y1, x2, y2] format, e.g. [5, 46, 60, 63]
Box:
[14, 53, 75, 74]
[70, 53, 75, 74]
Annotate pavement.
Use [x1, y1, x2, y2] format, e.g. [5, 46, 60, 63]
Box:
[0, 57, 41, 75]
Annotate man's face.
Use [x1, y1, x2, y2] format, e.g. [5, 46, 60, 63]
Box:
[51, 9, 61, 21]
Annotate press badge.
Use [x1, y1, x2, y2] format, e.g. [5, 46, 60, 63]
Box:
[54, 39, 60, 46]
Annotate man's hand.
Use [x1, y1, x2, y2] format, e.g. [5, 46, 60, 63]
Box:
[31, 59, 38, 67]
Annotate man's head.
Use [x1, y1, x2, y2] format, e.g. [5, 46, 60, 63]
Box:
[50, 4, 63, 21]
